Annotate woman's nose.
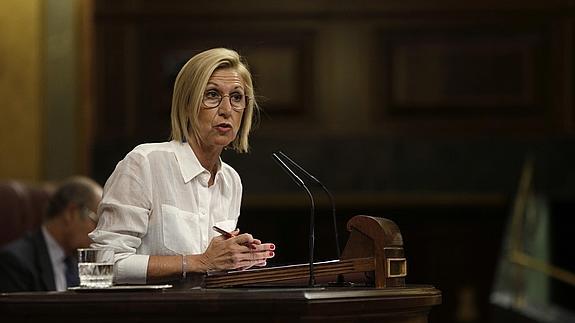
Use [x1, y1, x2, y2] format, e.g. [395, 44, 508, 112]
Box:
[218, 96, 233, 115]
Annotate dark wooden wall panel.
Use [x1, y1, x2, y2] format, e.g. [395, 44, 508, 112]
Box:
[375, 23, 557, 134]
[90, 2, 575, 323]
[385, 30, 544, 109]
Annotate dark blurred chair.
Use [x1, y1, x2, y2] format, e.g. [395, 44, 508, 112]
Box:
[0, 181, 54, 247]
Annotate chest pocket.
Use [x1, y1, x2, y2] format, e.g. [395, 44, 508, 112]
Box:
[161, 204, 200, 254]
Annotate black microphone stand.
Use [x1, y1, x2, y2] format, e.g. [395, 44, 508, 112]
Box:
[276, 151, 346, 285]
[277, 151, 341, 259]
[272, 153, 316, 287]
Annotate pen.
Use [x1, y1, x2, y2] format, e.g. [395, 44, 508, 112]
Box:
[213, 226, 257, 250]
[212, 225, 234, 238]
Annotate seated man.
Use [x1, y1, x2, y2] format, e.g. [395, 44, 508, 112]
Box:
[0, 176, 102, 292]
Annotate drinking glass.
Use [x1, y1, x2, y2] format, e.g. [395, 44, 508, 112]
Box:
[77, 248, 114, 288]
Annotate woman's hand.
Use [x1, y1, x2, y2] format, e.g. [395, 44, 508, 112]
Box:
[198, 230, 275, 272]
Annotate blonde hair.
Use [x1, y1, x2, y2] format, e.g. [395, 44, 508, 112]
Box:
[170, 48, 259, 153]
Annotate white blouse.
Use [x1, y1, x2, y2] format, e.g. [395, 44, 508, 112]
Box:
[89, 141, 242, 284]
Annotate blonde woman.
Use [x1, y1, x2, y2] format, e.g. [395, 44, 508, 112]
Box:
[90, 48, 275, 285]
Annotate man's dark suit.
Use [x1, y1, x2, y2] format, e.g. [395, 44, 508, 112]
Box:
[0, 230, 56, 292]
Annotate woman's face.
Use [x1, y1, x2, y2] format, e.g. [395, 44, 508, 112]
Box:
[195, 68, 246, 151]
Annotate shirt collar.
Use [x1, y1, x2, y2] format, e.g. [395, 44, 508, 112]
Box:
[41, 225, 66, 265]
[172, 140, 227, 186]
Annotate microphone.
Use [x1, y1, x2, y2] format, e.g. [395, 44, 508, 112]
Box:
[276, 151, 345, 285]
[271, 153, 316, 287]
[276, 151, 341, 259]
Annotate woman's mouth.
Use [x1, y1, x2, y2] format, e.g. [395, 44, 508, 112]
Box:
[214, 123, 232, 132]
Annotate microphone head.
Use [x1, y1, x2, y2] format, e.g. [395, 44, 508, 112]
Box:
[271, 152, 305, 188]
[277, 151, 322, 184]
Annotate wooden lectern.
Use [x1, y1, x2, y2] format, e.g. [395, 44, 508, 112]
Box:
[0, 215, 441, 323]
[205, 215, 408, 288]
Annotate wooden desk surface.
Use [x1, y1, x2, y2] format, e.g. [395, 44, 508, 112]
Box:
[1, 285, 441, 322]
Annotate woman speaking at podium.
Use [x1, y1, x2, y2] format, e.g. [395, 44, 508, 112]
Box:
[89, 48, 276, 285]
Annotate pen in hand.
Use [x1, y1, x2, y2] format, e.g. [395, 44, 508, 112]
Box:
[212, 226, 258, 250]
[212, 225, 234, 239]
[211, 226, 273, 272]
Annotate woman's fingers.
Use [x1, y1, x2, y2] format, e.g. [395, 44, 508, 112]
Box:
[232, 234, 261, 250]
[236, 251, 273, 270]
[232, 247, 274, 268]
[232, 233, 254, 245]
[243, 250, 274, 264]
[204, 232, 276, 271]
[257, 243, 274, 251]
[238, 259, 266, 271]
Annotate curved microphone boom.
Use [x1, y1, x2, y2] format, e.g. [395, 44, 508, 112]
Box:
[277, 151, 341, 259]
[271, 153, 316, 287]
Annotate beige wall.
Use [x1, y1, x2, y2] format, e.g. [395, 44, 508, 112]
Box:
[0, 0, 87, 182]
[43, 0, 81, 181]
[0, 0, 43, 181]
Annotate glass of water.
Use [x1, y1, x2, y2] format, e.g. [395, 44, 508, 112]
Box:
[77, 248, 114, 288]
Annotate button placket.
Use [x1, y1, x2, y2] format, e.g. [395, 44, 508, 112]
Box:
[197, 171, 211, 251]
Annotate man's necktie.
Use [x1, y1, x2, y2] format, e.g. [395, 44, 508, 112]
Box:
[64, 256, 80, 287]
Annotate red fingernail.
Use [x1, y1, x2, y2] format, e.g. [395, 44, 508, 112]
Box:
[269, 251, 274, 257]
[270, 244, 275, 250]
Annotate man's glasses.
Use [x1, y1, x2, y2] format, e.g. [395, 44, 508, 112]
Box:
[83, 207, 98, 223]
[202, 90, 248, 111]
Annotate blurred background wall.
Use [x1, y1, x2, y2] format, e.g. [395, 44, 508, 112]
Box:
[0, 0, 43, 181]
[1, 1, 574, 322]
[0, 0, 91, 181]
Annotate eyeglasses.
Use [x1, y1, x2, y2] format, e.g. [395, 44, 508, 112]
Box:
[83, 207, 98, 223]
[202, 90, 248, 111]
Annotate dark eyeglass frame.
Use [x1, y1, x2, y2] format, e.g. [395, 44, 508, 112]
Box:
[82, 207, 98, 223]
[202, 91, 250, 111]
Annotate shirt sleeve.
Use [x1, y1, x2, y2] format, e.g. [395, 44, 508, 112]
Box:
[89, 152, 152, 284]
